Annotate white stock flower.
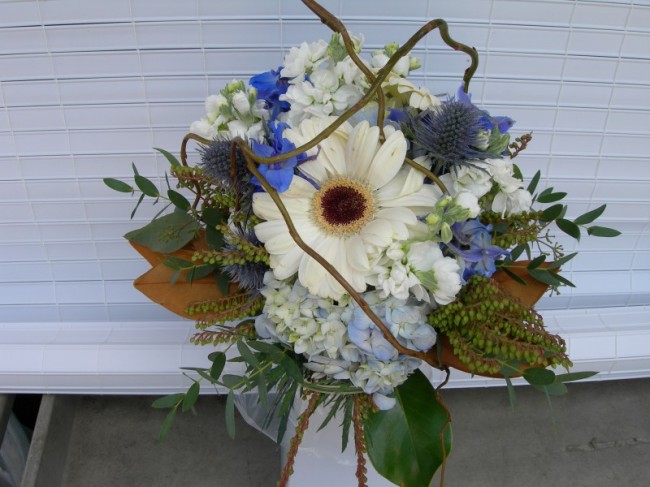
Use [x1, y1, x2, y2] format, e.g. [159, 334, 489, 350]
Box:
[441, 163, 493, 199]
[453, 191, 481, 218]
[281, 40, 329, 80]
[253, 119, 438, 300]
[407, 241, 462, 305]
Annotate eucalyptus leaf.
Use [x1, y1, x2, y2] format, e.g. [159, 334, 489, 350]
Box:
[527, 170, 541, 194]
[215, 271, 231, 295]
[168, 189, 191, 211]
[587, 226, 621, 237]
[152, 393, 184, 409]
[237, 340, 260, 369]
[501, 267, 528, 285]
[546, 252, 577, 270]
[556, 218, 581, 240]
[527, 255, 546, 269]
[159, 407, 177, 442]
[210, 352, 227, 381]
[523, 367, 556, 386]
[341, 396, 354, 453]
[134, 174, 160, 197]
[187, 264, 217, 282]
[225, 391, 236, 439]
[537, 191, 567, 203]
[512, 163, 523, 181]
[527, 268, 561, 286]
[124, 212, 200, 253]
[182, 381, 200, 412]
[222, 374, 244, 389]
[556, 371, 598, 383]
[364, 369, 452, 487]
[130, 193, 145, 219]
[103, 177, 134, 193]
[573, 204, 606, 225]
[248, 341, 283, 357]
[533, 381, 568, 396]
[155, 147, 181, 168]
[540, 204, 564, 222]
[281, 355, 304, 383]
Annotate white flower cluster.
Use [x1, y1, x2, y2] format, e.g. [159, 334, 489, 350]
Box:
[189, 80, 269, 141]
[440, 159, 533, 215]
[255, 272, 436, 409]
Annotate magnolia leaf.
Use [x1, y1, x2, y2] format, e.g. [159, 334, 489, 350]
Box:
[124, 212, 199, 253]
[155, 147, 181, 168]
[587, 226, 621, 238]
[103, 177, 134, 193]
[364, 369, 452, 487]
[573, 204, 606, 225]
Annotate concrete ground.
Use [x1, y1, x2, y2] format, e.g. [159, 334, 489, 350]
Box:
[4, 378, 650, 486]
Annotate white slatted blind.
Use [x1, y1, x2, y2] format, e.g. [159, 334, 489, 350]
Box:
[1, 0, 649, 391]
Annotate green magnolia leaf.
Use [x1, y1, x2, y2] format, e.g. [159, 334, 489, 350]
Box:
[124, 212, 200, 253]
[573, 204, 606, 225]
[159, 407, 177, 442]
[556, 218, 581, 240]
[540, 204, 564, 222]
[587, 226, 622, 238]
[364, 369, 452, 487]
[523, 367, 556, 386]
[155, 147, 181, 168]
[103, 177, 134, 193]
[225, 391, 236, 439]
[182, 381, 200, 412]
[167, 189, 191, 211]
[134, 174, 160, 197]
[152, 393, 184, 409]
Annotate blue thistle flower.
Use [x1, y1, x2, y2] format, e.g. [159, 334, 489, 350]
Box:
[199, 140, 251, 189]
[409, 101, 489, 173]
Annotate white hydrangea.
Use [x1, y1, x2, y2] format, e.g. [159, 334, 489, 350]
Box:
[350, 357, 420, 395]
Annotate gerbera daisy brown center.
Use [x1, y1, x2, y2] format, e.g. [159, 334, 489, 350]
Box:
[312, 178, 375, 235]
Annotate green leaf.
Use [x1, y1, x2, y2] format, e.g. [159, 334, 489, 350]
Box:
[152, 393, 184, 409]
[341, 396, 354, 453]
[103, 177, 134, 193]
[222, 374, 244, 389]
[225, 391, 236, 439]
[134, 174, 160, 197]
[124, 212, 200, 253]
[209, 352, 227, 381]
[364, 370, 452, 487]
[553, 273, 576, 288]
[215, 270, 231, 295]
[527, 170, 541, 194]
[505, 376, 517, 410]
[556, 371, 598, 383]
[573, 204, 606, 225]
[182, 381, 200, 412]
[130, 193, 145, 219]
[527, 255, 546, 269]
[254, 371, 269, 411]
[540, 204, 564, 222]
[523, 367, 556, 386]
[587, 226, 621, 238]
[186, 264, 217, 282]
[509, 244, 527, 262]
[237, 341, 260, 369]
[546, 252, 577, 270]
[167, 189, 191, 211]
[533, 381, 568, 396]
[527, 269, 561, 287]
[501, 267, 528, 285]
[556, 218, 581, 240]
[159, 407, 177, 442]
[537, 191, 567, 203]
[276, 382, 298, 444]
[155, 147, 181, 168]
[280, 355, 304, 383]
[248, 341, 283, 357]
[512, 163, 523, 181]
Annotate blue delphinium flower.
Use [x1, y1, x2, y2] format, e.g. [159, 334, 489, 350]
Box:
[252, 121, 307, 193]
[447, 219, 509, 280]
[457, 85, 515, 134]
[249, 67, 290, 120]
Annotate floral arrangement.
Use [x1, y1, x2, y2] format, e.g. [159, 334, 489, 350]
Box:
[104, 2, 620, 486]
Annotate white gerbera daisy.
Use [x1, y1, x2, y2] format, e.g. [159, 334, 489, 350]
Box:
[253, 119, 439, 300]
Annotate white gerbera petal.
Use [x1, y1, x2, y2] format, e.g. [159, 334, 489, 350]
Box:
[367, 130, 407, 189]
[346, 121, 380, 182]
